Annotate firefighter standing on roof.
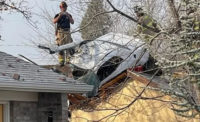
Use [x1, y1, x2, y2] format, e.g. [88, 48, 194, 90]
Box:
[53, 1, 74, 66]
[134, 6, 159, 43]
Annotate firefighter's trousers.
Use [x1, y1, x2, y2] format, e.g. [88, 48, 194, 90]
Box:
[56, 29, 73, 64]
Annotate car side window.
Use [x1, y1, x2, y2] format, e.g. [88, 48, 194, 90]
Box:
[97, 56, 123, 81]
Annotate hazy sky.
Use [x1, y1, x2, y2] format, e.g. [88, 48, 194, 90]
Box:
[0, 0, 83, 65]
[0, 0, 129, 65]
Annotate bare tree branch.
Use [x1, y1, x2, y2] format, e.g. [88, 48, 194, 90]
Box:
[0, 1, 31, 19]
[72, 10, 114, 34]
[167, 0, 181, 30]
[106, 0, 160, 33]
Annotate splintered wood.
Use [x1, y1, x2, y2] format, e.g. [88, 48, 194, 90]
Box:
[127, 70, 159, 88]
[43, 65, 73, 78]
[68, 70, 170, 110]
[68, 72, 127, 110]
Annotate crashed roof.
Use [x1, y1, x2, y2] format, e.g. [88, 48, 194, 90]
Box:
[0, 51, 93, 93]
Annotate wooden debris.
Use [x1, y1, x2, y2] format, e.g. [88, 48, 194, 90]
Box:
[98, 72, 127, 99]
[68, 72, 127, 110]
[127, 70, 159, 88]
[43, 65, 73, 78]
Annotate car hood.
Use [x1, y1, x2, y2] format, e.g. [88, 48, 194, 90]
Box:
[70, 33, 147, 70]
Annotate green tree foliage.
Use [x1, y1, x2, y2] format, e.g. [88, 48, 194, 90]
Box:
[80, 0, 112, 40]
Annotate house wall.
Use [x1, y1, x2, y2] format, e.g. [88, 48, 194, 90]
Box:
[3, 92, 68, 122]
[0, 91, 38, 102]
[0, 91, 38, 122]
[38, 93, 68, 122]
[10, 101, 38, 122]
[72, 80, 200, 122]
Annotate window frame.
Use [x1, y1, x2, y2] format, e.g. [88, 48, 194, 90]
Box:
[0, 102, 10, 122]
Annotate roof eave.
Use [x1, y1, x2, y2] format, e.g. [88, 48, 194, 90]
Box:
[0, 82, 94, 93]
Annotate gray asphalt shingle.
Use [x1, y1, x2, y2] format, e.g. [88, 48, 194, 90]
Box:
[0, 51, 93, 93]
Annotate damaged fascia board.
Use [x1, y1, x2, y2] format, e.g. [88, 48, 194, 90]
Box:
[0, 76, 94, 93]
[0, 81, 94, 93]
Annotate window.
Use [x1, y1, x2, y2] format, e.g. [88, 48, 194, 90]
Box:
[0, 102, 9, 122]
[97, 57, 123, 81]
